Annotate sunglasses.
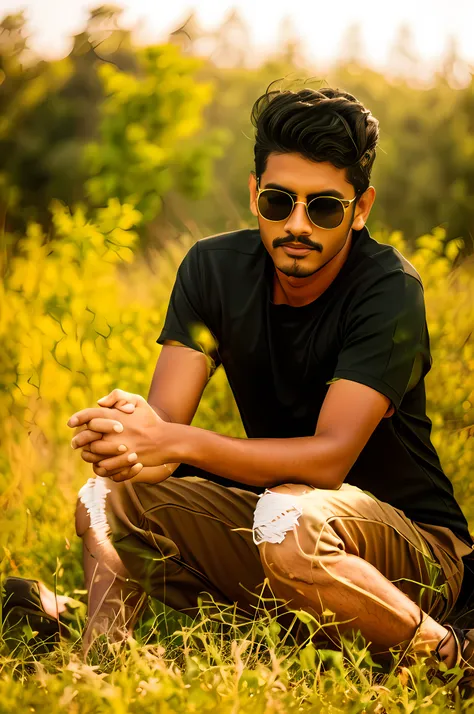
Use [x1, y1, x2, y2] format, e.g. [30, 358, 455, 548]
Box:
[256, 179, 358, 230]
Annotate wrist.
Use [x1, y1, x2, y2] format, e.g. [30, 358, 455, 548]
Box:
[165, 422, 191, 463]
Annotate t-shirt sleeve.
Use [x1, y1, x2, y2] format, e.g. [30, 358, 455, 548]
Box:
[328, 271, 431, 411]
[156, 241, 221, 376]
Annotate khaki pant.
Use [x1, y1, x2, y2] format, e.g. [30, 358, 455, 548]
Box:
[75, 474, 473, 632]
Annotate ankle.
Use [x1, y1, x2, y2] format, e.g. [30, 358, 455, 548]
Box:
[435, 625, 463, 669]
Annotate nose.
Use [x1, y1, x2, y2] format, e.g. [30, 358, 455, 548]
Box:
[283, 201, 313, 236]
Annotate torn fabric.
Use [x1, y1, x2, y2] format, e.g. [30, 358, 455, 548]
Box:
[252, 489, 304, 545]
[78, 476, 111, 545]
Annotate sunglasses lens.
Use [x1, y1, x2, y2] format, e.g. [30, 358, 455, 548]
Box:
[258, 190, 293, 221]
[308, 197, 345, 229]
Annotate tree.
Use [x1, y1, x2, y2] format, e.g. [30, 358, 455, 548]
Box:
[208, 9, 250, 69]
[337, 22, 366, 67]
[386, 23, 420, 80]
[83, 41, 228, 250]
[0, 6, 137, 237]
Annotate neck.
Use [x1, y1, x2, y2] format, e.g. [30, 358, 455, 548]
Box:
[272, 229, 355, 307]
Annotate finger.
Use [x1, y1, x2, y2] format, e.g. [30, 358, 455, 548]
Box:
[97, 390, 136, 409]
[71, 430, 104, 450]
[97, 395, 135, 414]
[114, 400, 135, 414]
[73, 424, 89, 436]
[88, 440, 129, 456]
[86, 418, 125, 434]
[93, 464, 108, 477]
[105, 466, 129, 477]
[112, 463, 144, 482]
[96, 451, 138, 472]
[91, 463, 136, 479]
[67, 407, 117, 428]
[81, 450, 103, 464]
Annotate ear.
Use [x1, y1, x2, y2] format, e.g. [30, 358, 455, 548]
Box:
[350, 185, 376, 231]
[249, 171, 258, 218]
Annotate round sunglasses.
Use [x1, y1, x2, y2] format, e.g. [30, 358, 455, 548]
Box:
[256, 179, 358, 230]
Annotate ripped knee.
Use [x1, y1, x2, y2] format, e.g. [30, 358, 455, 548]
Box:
[252, 484, 311, 545]
[75, 476, 112, 544]
[252, 488, 306, 546]
[252, 487, 345, 585]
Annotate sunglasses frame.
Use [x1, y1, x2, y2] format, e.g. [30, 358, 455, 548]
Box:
[255, 178, 358, 230]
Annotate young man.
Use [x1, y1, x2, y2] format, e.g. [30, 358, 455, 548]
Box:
[67, 86, 474, 673]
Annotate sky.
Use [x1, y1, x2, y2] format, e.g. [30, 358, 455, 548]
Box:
[1, 0, 473, 80]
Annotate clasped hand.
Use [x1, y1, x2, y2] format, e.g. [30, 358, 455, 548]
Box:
[67, 389, 171, 482]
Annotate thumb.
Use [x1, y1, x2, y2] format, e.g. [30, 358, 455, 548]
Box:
[97, 391, 135, 413]
[114, 400, 135, 413]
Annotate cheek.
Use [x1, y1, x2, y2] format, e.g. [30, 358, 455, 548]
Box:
[258, 225, 280, 252]
[326, 225, 349, 249]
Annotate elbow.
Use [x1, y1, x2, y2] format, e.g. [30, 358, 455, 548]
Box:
[325, 459, 352, 490]
[303, 465, 345, 491]
[304, 451, 348, 490]
[322, 473, 345, 490]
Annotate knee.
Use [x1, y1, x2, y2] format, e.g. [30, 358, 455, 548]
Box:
[253, 486, 344, 584]
[75, 496, 89, 538]
[253, 485, 309, 581]
[74, 476, 115, 541]
[252, 482, 323, 550]
[265, 483, 315, 498]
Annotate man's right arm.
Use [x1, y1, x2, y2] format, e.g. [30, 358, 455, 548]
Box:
[128, 339, 212, 483]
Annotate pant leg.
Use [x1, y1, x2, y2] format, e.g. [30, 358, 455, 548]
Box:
[79, 475, 268, 622]
[253, 482, 470, 624]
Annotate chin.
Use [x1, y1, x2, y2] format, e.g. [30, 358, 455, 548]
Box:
[276, 261, 312, 278]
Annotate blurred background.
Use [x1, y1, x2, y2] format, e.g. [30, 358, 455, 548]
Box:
[0, 1, 473, 601]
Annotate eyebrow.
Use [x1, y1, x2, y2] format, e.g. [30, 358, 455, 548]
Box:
[263, 182, 346, 200]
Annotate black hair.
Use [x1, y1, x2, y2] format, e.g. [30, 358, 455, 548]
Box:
[250, 80, 379, 197]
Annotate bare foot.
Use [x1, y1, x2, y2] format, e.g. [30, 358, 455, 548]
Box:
[37, 581, 79, 619]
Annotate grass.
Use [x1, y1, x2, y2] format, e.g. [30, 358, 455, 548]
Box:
[1, 219, 473, 711]
[2, 576, 474, 713]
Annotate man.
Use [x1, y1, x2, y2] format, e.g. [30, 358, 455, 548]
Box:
[68, 86, 474, 674]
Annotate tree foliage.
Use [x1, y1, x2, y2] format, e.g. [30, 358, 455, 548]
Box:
[1, 8, 473, 256]
[0, 11, 473, 704]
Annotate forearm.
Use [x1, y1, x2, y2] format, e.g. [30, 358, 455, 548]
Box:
[168, 423, 341, 490]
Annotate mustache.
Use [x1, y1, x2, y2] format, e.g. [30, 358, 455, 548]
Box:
[273, 236, 322, 252]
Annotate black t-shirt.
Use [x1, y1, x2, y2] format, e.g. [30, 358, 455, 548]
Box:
[157, 225, 473, 548]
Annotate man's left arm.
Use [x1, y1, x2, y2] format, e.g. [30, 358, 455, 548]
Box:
[166, 271, 427, 489]
[166, 378, 393, 489]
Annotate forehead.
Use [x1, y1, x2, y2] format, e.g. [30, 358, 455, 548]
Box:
[262, 152, 351, 192]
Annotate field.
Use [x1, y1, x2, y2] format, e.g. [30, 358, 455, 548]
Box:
[1, 202, 474, 712]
